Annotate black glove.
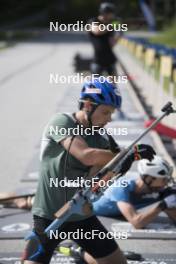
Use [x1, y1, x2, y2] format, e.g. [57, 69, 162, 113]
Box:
[119, 153, 134, 175]
[132, 144, 156, 161]
[158, 194, 176, 210]
[107, 134, 121, 154]
[119, 144, 156, 175]
[159, 186, 176, 199]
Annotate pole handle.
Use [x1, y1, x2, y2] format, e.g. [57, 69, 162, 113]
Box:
[161, 101, 176, 114]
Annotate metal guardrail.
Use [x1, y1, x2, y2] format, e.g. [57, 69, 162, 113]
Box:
[119, 37, 176, 128]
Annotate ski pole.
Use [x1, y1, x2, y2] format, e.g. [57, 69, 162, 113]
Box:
[0, 193, 35, 204]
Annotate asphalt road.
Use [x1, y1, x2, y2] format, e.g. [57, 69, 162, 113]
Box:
[0, 32, 91, 192]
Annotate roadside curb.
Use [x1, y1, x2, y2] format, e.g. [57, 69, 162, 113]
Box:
[118, 55, 176, 178]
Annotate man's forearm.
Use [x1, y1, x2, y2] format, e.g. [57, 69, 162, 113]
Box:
[164, 208, 176, 222]
[83, 148, 116, 167]
[132, 204, 162, 229]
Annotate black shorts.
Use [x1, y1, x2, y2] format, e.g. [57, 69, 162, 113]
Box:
[22, 215, 118, 263]
[90, 62, 117, 76]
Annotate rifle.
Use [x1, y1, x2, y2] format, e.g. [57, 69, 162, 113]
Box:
[25, 102, 176, 260]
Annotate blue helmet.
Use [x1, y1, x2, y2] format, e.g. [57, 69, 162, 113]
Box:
[80, 78, 122, 109]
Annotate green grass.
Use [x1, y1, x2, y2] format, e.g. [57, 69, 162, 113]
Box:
[150, 21, 176, 48]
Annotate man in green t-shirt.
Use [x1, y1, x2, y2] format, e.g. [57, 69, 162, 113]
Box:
[23, 78, 155, 264]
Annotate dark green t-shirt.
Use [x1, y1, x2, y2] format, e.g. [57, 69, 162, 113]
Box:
[32, 113, 110, 221]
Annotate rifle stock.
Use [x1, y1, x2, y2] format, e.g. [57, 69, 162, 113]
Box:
[54, 201, 71, 218]
[54, 149, 128, 219]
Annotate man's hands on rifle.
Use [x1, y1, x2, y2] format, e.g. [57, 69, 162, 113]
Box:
[158, 186, 176, 222]
[119, 144, 156, 175]
[159, 186, 176, 199]
[158, 194, 176, 210]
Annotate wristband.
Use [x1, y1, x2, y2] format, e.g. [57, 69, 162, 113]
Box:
[107, 134, 121, 154]
[158, 200, 167, 211]
[111, 146, 121, 154]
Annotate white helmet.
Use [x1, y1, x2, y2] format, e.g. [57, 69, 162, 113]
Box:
[138, 156, 173, 180]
